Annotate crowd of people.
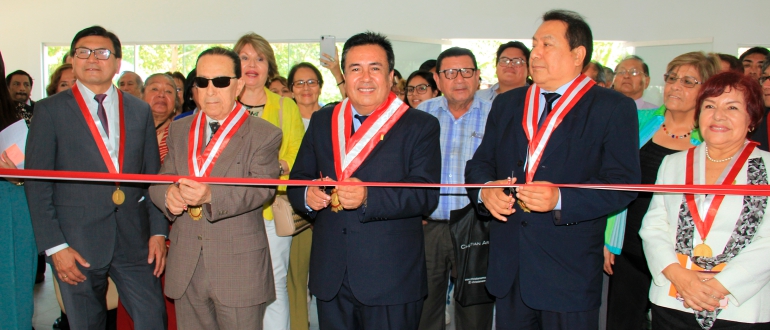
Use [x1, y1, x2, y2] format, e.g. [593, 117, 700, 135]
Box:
[2, 8, 770, 330]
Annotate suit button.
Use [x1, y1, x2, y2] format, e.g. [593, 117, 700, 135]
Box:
[517, 160, 523, 167]
[342, 228, 347, 234]
[521, 221, 528, 227]
[114, 207, 118, 212]
[197, 235, 202, 240]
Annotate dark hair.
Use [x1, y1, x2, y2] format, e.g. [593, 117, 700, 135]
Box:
[341, 31, 395, 73]
[542, 9, 593, 68]
[70, 26, 122, 58]
[270, 76, 289, 89]
[404, 70, 441, 107]
[436, 47, 478, 72]
[393, 69, 402, 80]
[5, 70, 33, 88]
[183, 69, 197, 112]
[0, 52, 20, 131]
[617, 55, 650, 76]
[586, 61, 608, 85]
[739, 47, 770, 61]
[167, 71, 186, 86]
[496, 41, 531, 65]
[46, 64, 73, 96]
[288, 62, 324, 90]
[419, 59, 437, 72]
[695, 71, 764, 135]
[197, 47, 242, 78]
[762, 55, 770, 76]
[717, 54, 743, 73]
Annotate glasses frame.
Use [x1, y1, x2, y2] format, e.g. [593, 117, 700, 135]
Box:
[759, 76, 770, 85]
[406, 84, 430, 95]
[194, 76, 237, 89]
[437, 68, 477, 80]
[663, 73, 701, 88]
[498, 57, 526, 67]
[615, 69, 645, 77]
[73, 47, 113, 60]
[291, 79, 320, 89]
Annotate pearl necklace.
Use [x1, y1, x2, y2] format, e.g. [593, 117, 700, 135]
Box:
[705, 145, 733, 163]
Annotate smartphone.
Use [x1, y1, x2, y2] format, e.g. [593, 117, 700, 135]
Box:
[320, 35, 336, 65]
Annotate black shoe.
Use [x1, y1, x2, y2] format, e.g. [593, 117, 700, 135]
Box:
[35, 273, 44, 284]
[53, 312, 70, 330]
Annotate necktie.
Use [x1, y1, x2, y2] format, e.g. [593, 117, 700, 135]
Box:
[94, 94, 109, 136]
[208, 121, 220, 145]
[351, 114, 368, 135]
[538, 92, 561, 131]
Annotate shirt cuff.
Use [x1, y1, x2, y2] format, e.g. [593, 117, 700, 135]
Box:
[46, 243, 69, 256]
[554, 188, 562, 210]
[478, 181, 494, 204]
[304, 186, 313, 212]
[153, 234, 168, 239]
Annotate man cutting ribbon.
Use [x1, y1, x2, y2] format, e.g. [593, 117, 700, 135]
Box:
[465, 10, 642, 330]
[148, 47, 282, 330]
[287, 32, 441, 330]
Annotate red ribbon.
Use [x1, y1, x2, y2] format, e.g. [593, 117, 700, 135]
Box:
[4, 168, 770, 196]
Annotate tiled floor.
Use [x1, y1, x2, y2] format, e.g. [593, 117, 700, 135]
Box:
[32, 265, 60, 330]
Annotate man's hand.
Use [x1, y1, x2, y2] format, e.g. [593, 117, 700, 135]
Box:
[148, 236, 167, 277]
[603, 246, 615, 275]
[165, 183, 186, 215]
[307, 177, 333, 211]
[52, 247, 90, 285]
[178, 178, 212, 206]
[516, 181, 559, 212]
[337, 177, 367, 209]
[662, 264, 723, 311]
[480, 178, 516, 221]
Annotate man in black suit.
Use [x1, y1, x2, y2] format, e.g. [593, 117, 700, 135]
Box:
[287, 32, 441, 330]
[465, 10, 641, 330]
[25, 26, 168, 330]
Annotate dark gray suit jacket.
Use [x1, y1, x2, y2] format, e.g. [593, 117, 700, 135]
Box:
[25, 88, 168, 269]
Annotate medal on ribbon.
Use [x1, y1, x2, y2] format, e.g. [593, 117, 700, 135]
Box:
[329, 93, 408, 212]
[72, 84, 126, 205]
[519, 75, 595, 212]
[186, 103, 248, 220]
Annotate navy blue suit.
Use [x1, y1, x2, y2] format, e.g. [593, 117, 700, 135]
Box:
[465, 85, 640, 323]
[287, 105, 440, 328]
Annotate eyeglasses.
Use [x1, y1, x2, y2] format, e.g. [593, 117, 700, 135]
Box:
[391, 86, 405, 96]
[664, 73, 701, 88]
[291, 79, 319, 89]
[193, 76, 237, 88]
[760, 76, 770, 85]
[73, 47, 113, 60]
[437, 68, 477, 80]
[615, 69, 644, 77]
[498, 57, 526, 67]
[406, 84, 430, 95]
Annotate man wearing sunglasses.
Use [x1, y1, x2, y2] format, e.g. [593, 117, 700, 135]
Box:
[288, 32, 440, 330]
[416, 46, 494, 330]
[149, 47, 282, 329]
[25, 26, 168, 329]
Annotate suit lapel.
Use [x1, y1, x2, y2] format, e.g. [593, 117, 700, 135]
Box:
[538, 87, 595, 164]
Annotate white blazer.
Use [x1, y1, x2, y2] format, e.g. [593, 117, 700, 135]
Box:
[640, 144, 770, 324]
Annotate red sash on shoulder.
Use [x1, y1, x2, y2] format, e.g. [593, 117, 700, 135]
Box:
[187, 103, 248, 177]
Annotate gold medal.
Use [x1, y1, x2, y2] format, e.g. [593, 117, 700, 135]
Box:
[189, 206, 203, 221]
[112, 187, 125, 205]
[517, 199, 531, 213]
[330, 188, 343, 213]
[693, 243, 713, 257]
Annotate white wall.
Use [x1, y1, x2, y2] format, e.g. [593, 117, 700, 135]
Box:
[4, 0, 768, 100]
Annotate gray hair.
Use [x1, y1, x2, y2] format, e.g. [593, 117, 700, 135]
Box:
[142, 73, 179, 108]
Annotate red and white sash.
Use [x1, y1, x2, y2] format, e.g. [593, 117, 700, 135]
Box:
[72, 83, 125, 174]
[188, 103, 248, 177]
[522, 74, 594, 182]
[331, 92, 409, 180]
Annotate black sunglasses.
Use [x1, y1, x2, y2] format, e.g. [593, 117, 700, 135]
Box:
[194, 76, 237, 88]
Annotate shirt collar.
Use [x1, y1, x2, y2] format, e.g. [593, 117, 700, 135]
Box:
[436, 96, 484, 118]
[541, 74, 580, 94]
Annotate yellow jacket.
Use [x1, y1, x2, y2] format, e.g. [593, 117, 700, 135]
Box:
[249, 88, 305, 220]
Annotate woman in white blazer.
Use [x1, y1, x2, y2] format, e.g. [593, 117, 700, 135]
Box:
[641, 71, 770, 330]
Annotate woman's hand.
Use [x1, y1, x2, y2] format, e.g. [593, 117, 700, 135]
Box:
[0, 151, 22, 184]
[662, 263, 724, 311]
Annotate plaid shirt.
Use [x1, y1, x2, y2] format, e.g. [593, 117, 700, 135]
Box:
[417, 96, 491, 220]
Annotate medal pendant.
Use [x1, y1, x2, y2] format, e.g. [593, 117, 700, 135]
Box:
[112, 187, 125, 205]
[693, 243, 713, 257]
[517, 199, 531, 213]
[189, 206, 203, 221]
[330, 189, 343, 213]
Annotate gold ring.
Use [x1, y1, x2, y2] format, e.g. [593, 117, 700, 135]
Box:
[62, 275, 68, 278]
